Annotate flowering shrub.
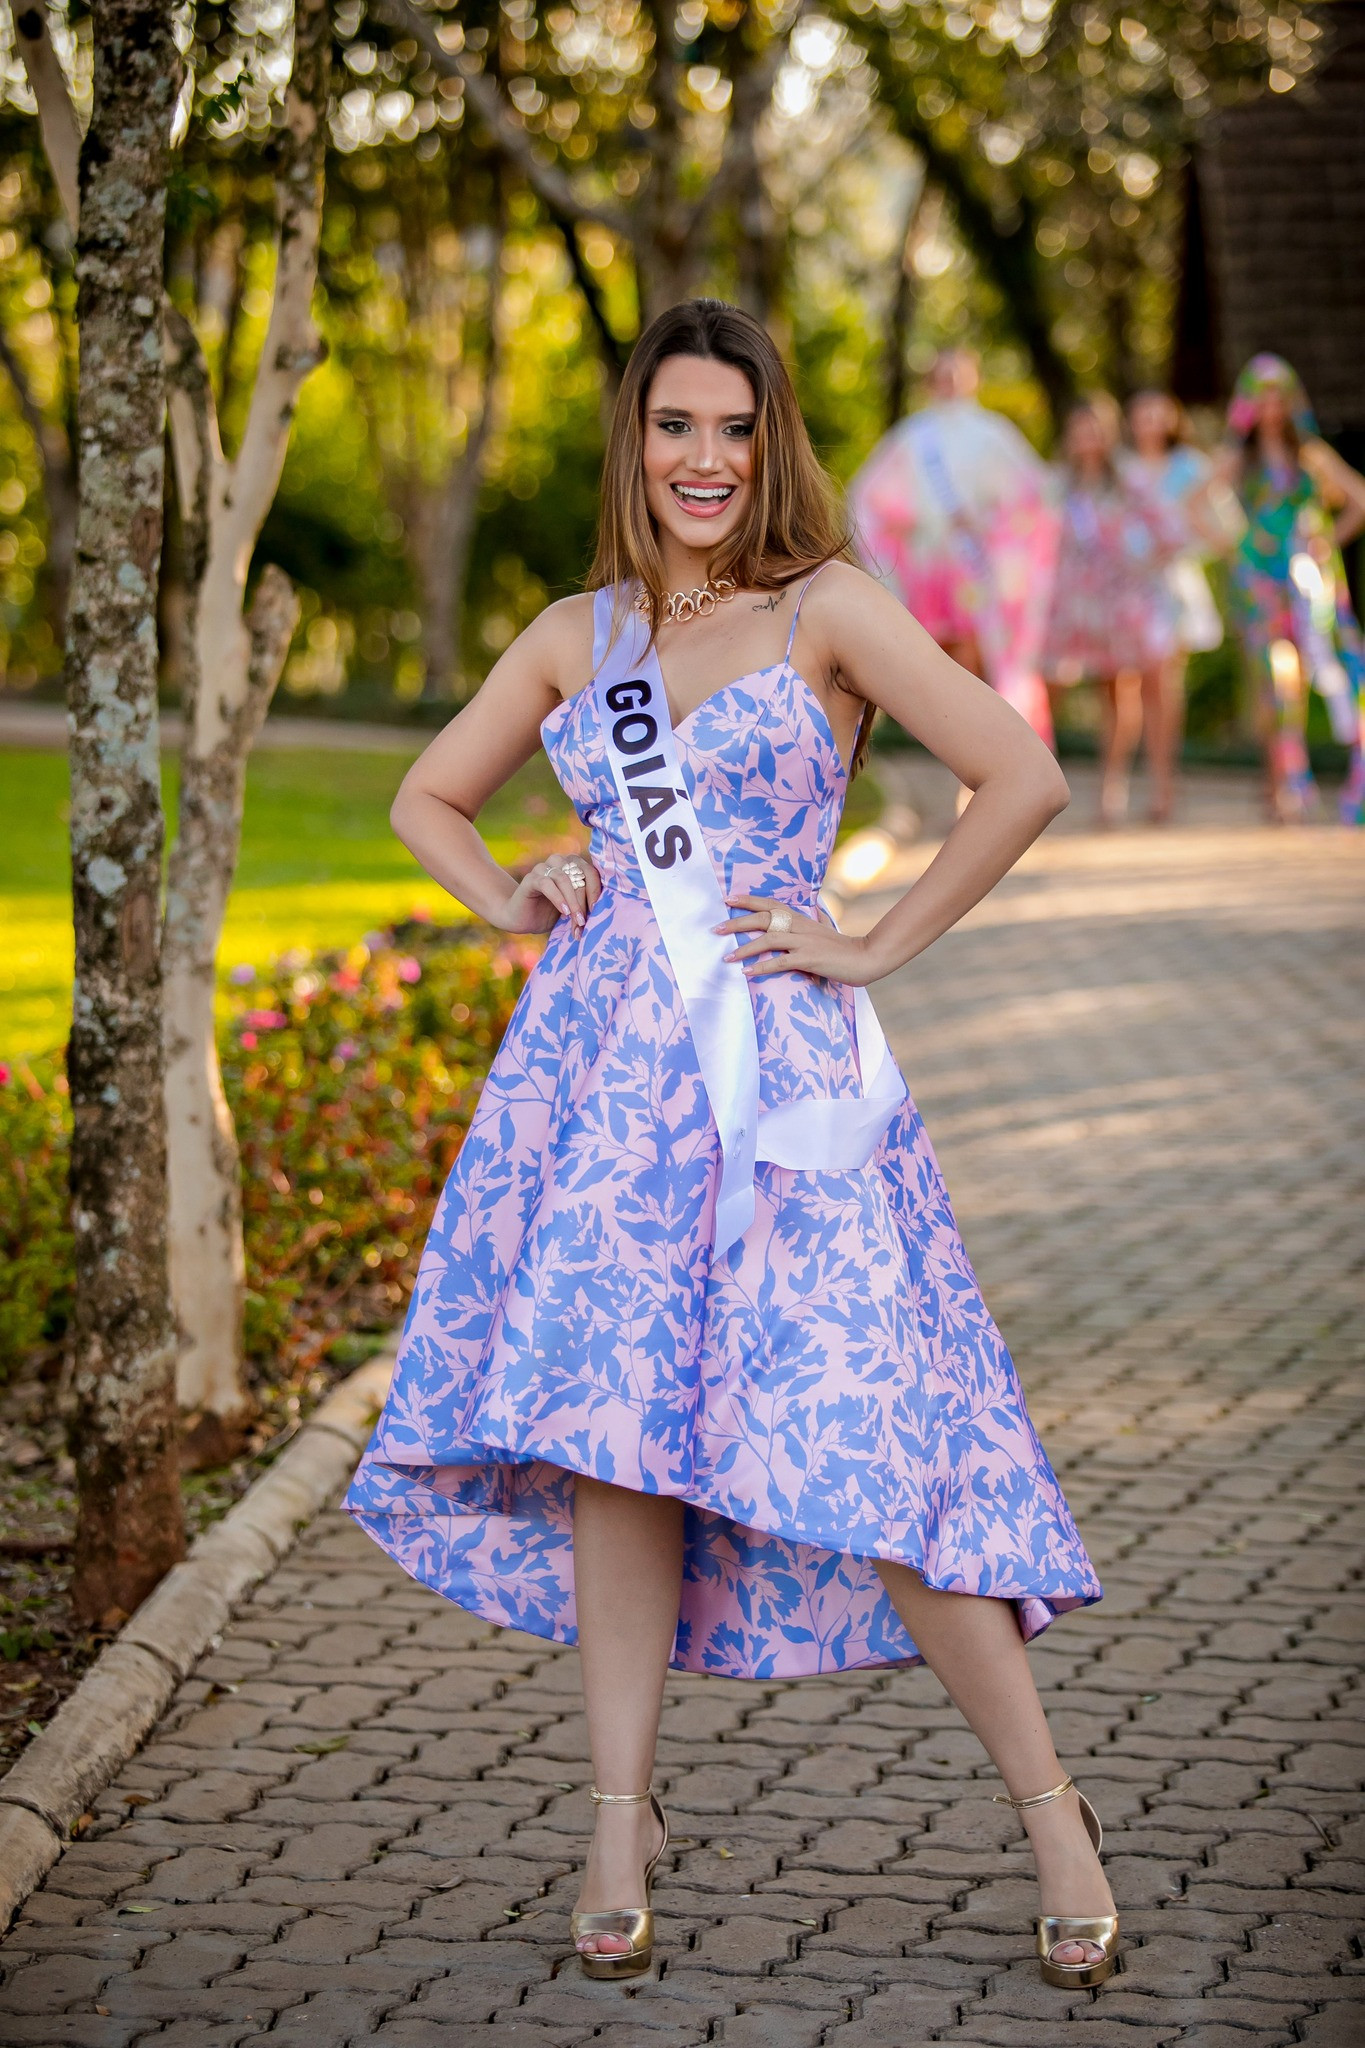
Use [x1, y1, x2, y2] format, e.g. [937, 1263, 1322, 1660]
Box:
[0, 924, 540, 1386]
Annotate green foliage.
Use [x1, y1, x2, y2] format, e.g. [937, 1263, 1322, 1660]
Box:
[0, 1054, 72, 1373]
[843, 0, 1319, 409]
[0, 925, 542, 1386]
[0, 0, 1330, 722]
[0, 740, 580, 1058]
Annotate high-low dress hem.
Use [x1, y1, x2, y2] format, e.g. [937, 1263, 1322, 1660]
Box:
[350, 1443, 1094, 1680]
[344, 633, 1101, 1680]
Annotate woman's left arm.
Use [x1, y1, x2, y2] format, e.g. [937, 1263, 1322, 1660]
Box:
[721, 564, 1069, 986]
[1303, 438, 1365, 548]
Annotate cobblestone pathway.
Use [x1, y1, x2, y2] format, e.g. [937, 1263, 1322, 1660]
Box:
[2, 798, 1362, 2047]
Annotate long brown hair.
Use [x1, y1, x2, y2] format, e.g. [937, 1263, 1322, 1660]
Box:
[589, 298, 870, 767]
[590, 299, 853, 604]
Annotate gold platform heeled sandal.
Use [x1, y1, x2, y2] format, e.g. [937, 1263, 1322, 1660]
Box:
[994, 1773, 1120, 1989]
[571, 1786, 670, 1981]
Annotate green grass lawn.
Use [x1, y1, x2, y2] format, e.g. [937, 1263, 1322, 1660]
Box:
[0, 745, 582, 1057]
[2, 739, 882, 1058]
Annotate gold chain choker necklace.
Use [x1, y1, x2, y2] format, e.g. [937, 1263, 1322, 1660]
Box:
[637, 576, 737, 627]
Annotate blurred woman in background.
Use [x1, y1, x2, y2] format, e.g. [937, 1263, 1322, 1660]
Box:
[1223, 354, 1365, 824]
[849, 349, 1061, 745]
[1042, 399, 1184, 827]
[1124, 391, 1243, 822]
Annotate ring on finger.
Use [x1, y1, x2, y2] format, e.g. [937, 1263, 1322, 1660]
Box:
[563, 861, 586, 889]
[766, 906, 793, 934]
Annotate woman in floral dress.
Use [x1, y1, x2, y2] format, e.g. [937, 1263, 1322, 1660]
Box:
[1223, 354, 1365, 824]
[347, 301, 1116, 1990]
[1124, 390, 1243, 822]
[1042, 399, 1186, 825]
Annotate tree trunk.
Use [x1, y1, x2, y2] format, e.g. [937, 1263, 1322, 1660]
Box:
[853, 23, 1076, 432]
[64, 0, 183, 1627]
[160, 0, 329, 1428]
[421, 226, 507, 703]
[161, 554, 298, 1442]
[884, 183, 927, 431]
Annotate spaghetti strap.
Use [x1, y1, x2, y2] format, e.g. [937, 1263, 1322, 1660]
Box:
[785, 563, 831, 663]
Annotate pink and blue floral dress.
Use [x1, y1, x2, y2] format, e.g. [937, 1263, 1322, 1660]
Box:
[346, 599, 1101, 1677]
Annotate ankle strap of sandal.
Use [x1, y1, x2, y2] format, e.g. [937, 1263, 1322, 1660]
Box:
[994, 1773, 1074, 1812]
[589, 1786, 655, 1805]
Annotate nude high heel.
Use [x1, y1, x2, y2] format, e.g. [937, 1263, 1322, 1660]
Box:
[571, 1786, 670, 1981]
[994, 1773, 1120, 1989]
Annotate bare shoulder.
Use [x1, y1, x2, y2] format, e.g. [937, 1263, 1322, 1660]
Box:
[802, 559, 903, 651]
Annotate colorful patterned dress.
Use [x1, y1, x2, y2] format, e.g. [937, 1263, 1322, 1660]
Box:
[1125, 446, 1228, 656]
[849, 399, 1061, 743]
[1041, 473, 1184, 685]
[346, 589, 1101, 1679]
[1229, 461, 1365, 824]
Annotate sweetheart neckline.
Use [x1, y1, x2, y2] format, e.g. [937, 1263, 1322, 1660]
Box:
[540, 660, 849, 780]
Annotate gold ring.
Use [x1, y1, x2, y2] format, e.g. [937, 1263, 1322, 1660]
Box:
[766, 907, 793, 934]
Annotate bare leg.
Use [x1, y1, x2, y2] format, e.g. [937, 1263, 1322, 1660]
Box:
[878, 1562, 1114, 1965]
[572, 1477, 683, 1956]
[1096, 669, 1143, 826]
[1260, 640, 1313, 822]
[1143, 657, 1184, 823]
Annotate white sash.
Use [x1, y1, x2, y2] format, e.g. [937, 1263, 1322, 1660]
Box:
[592, 587, 906, 1256]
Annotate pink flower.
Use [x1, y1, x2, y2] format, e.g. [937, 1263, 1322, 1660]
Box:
[228, 964, 256, 986]
[335, 1039, 359, 1061]
[332, 969, 361, 993]
[240, 1031, 258, 1050]
[397, 957, 422, 984]
[0, 1063, 10, 1086]
[244, 1009, 288, 1030]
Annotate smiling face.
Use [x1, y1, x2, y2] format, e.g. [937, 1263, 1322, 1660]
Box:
[642, 354, 757, 576]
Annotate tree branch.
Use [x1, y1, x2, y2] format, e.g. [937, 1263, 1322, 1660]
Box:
[243, 562, 300, 728]
[690, 11, 796, 240]
[0, 310, 56, 456]
[372, 0, 631, 237]
[224, 0, 330, 568]
[552, 217, 631, 376]
[849, 19, 1075, 425]
[163, 301, 221, 587]
[13, 2, 82, 228]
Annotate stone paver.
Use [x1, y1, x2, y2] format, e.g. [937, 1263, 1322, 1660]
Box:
[2, 788, 1362, 2044]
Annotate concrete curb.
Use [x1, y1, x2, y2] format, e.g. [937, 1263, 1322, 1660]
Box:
[0, 1350, 393, 1931]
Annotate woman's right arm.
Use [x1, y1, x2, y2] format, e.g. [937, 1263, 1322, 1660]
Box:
[390, 594, 596, 934]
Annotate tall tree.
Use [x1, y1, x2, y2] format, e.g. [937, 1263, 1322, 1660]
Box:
[836, 0, 1319, 425]
[161, 0, 331, 1444]
[372, 0, 799, 343]
[64, 0, 183, 1623]
[328, 135, 507, 702]
[23, 0, 334, 1437]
